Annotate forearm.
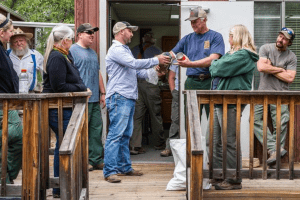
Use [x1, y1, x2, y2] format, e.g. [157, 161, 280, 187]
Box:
[273, 70, 296, 84]
[99, 72, 106, 93]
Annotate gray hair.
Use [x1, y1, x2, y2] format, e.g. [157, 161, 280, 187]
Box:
[43, 24, 74, 70]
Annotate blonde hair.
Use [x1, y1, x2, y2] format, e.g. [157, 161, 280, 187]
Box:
[43, 24, 74, 70]
[0, 14, 12, 32]
[229, 24, 256, 54]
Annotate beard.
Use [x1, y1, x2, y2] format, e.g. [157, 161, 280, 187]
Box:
[12, 45, 29, 57]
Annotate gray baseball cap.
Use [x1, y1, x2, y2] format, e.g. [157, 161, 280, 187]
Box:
[113, 21, 138, 35]
[185, 7, 207, 21]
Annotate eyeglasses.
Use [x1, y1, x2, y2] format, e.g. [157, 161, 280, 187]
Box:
[83, 30, 94, 35]
[281, 27, 295, 40]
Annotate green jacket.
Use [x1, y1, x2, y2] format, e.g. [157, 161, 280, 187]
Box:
[209, 49, 259, 91]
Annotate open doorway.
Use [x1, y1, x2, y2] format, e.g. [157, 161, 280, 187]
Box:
[109, 2, 180, 163]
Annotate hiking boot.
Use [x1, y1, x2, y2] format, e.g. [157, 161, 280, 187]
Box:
[105, 174, 121, 183]
[209, 179, 223, 186]
[117, 169, 143, 176]
[154, 144, 166, 150]
[215, 180, 242, 190]
[89, 163, 104, 171]
[267, 150, 276, 166]
[134, 147, 146, 154]
[160, 149, 172, 157]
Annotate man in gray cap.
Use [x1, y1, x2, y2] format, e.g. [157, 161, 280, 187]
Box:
[254, 27, 297, 168]
[170, 7, 225, 119]
[103, 21, 170, 183]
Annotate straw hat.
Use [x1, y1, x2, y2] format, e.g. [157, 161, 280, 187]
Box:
[11, 28, 33, 40]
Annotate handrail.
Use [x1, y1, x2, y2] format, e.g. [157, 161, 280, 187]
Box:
[59, 98, 86, 155]
[185, 90, 300, 200]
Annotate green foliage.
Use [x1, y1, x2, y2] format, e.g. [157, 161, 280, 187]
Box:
[1, 0, 74, 53]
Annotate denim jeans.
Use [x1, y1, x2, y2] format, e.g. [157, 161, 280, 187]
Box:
[103, 93, 136, 178]
[49, 108, 72, 195]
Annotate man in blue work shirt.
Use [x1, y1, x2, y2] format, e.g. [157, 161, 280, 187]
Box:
[103, 21, 170, 183]
[171, 7, 225, 118]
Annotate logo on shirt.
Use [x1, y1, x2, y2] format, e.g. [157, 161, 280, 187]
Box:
[204, 41, 210, 49]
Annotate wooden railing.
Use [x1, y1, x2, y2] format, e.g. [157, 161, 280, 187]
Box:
[0, 91, 90, 199]
[185, 90, 300, 200]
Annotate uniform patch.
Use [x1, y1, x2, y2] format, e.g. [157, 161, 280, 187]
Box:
[204, 40, 210, 49]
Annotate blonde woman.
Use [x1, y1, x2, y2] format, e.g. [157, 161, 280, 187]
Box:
[209, 24, 258, 190]
[0, 13, 22, 184]
[43, 24, 87, 198]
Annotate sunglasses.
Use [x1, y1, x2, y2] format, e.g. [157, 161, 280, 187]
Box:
[83, 30, 94, 35]
[281, 27, 295, 40]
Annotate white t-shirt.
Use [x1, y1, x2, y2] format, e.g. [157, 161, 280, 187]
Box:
[9, 49, 44, 90]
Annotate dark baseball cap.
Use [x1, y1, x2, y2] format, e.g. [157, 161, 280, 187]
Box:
[77, 23, 99, 33]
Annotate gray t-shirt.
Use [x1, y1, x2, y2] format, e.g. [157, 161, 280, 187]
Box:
[258, 43, 297, 91]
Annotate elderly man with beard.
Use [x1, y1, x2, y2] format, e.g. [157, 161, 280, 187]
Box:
[254, 27, 297, 168]
[8, 28, 43, 93]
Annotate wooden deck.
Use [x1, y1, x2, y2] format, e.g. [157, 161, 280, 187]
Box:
[12, 162, 300, 199]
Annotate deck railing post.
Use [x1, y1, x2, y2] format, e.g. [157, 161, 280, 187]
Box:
[1, 100, 9, 196]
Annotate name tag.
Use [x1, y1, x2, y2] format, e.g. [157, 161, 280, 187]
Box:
[204, 41, 210, 49]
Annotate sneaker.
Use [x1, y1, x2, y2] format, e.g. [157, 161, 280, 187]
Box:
[154, 144, 166, 150]
[215, 180, 242, 190]
[105, 174, 121, 183]
[117, 169, 143, 176]
[160, 149, 172, 157]
[134, 147, 146, 154]
[130, 147, 138, 155]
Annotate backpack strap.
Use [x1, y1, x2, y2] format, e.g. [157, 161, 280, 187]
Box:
[29, 49, 37, 91]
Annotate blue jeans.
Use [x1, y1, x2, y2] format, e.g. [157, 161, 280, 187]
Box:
[49, 108, 72, 195]
[103, 93, 135, 178]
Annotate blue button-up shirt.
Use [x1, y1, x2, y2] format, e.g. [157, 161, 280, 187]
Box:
[106, 40, 159, 100]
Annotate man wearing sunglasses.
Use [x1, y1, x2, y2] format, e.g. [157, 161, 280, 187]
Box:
[70, 23, 106, 172]
[254, 27, 297, 168]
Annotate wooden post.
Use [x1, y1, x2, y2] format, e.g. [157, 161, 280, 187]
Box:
[209, 96, 214, 180]
[276, 96, 282, 179]
[249, 96, 255, 179]
[289, 96, 295, 180]
[236, 96, 242, 180]
[1, 100, 8, 196]
[82, 97, 89, 198]
[222, 96, 228, 180]
[262, 96, 268, 180]
[191, 153, 203, 199]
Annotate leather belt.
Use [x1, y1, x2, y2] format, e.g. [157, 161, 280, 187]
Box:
[188, 74, 211, 81]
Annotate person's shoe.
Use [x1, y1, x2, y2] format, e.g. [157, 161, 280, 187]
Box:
[105, 174, 121, 183]
[154, 144, 166, 150]
[134, 147, 146, 154]
[117, 169, 143, 176]
[53, 193, 60, 198]
[215, 180, 242, 190]
[267, 150, 277, 166]
[160, 149, 172, 157]
[209, 179, 223, 186]
[130, 147, 138, 155]
[88, 164, 94, 171]
[89, 163, 104, 171]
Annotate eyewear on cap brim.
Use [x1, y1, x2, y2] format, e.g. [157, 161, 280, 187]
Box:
[281, 27, 295, 40]
[83, 30, 95, 35]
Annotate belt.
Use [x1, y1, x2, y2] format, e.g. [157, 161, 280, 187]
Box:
[188, 74, 211, 81]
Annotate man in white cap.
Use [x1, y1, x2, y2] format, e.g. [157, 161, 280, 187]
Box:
[170, 7, 225, 119]
[8, 28, 44, 93]
[254, 27, 297, 168]
[103, 21, 170, 183]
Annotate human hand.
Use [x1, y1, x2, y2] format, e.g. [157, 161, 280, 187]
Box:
[174, 54, 191, 67]
[100, 94, 106, 108]
[157, 54, 171, 66]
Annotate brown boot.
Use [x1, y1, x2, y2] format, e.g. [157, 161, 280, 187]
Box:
[105, 174, 121, 183]
[160, 149, 172, 157]
[134, 147, 146, 154]
[117, 169, 143, 176]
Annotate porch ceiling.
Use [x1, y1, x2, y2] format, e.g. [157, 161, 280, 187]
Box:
[111, 3, 180, 26]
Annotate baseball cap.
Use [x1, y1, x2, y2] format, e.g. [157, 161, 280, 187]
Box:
[113, 21, 138, 35]
[279, 27, 295, 41]
[185, 7, 207, 21]
[77, 23, 99, 34]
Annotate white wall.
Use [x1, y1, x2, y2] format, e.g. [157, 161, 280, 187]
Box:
[180, 1, 254, 158]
